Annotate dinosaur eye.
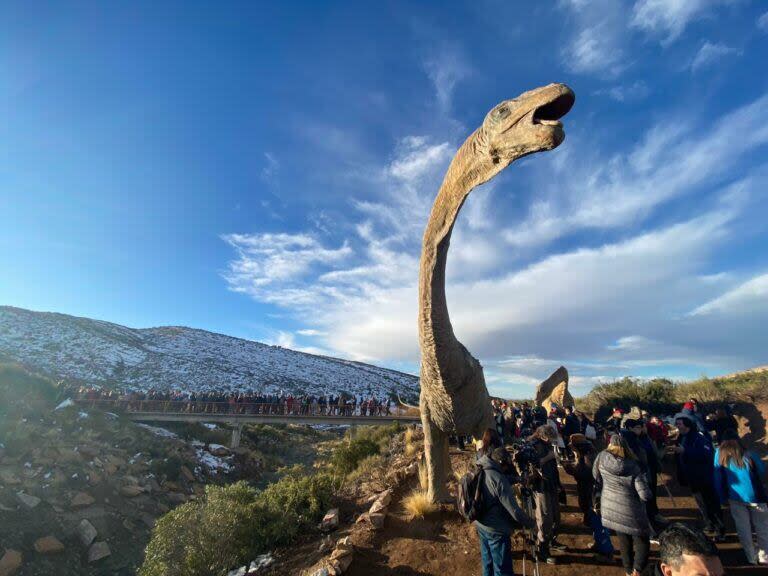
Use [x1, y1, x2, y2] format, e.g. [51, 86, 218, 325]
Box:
[496, 106, 510, 119]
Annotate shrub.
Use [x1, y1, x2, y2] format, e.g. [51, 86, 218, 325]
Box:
[150, 455, 183, 481]
[402, 488, 436, 520]
[330, 437, 380, 479]
[140, 474, 334, 576]
[346, 454, 385, 484]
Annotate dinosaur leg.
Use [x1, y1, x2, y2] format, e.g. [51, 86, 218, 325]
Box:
[421, 399, 451, 503]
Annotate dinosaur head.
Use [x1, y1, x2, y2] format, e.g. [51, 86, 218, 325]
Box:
[480, 83, 574, 168]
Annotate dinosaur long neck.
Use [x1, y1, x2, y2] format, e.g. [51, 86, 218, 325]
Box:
[418, 130, 492, 382]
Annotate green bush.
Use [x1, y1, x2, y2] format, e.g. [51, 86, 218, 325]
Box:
[150, 455, 183, 481]
[140, 474, 334, 576]
[329, 436, 380, 478]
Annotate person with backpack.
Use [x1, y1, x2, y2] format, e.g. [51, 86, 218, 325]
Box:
[713, 429, 768, 565]
[463, 429, 533, 576]
[594, 433, 652, 576]
[528, 425, 563, 564]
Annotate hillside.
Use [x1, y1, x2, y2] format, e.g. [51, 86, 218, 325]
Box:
[0, 306, 419, 399]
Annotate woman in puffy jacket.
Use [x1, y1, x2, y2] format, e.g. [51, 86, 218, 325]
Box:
[714, 429, 768, 565]
[594, 433, 652, 576]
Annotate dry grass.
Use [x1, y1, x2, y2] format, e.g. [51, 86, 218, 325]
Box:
[402, 488, 437, 520]
[453, 457, 473, 482]
[418, 460, 428, 490]
[404, 427, 422, 457]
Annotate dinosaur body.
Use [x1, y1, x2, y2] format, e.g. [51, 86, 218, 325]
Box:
[418, 83, 575, 501]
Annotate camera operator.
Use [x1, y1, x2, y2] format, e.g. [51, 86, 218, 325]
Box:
[527, 425, 563, 564]
[475, 429, 534, 576]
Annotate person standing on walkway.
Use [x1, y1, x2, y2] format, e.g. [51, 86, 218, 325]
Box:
[529, 425, 562, 564]
[474, 429, 534, 576]
[713, 429, 768, 565]
[672, 414, 724, 539]
[594, 433, 652, 576]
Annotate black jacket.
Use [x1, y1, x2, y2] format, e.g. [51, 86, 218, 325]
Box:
[475, 455, 533, 535]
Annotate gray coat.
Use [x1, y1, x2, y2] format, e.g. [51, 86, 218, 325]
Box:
[593, 450, 652, 536]
[475, 455, 533, 535]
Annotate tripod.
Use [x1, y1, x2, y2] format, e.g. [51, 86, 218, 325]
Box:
[520, 486, 541, 576]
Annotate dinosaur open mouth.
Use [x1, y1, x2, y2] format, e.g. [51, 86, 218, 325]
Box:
[532, 91, 575, 127]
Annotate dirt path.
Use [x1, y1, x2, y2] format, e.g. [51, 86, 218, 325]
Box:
[343, 449, 764, 576]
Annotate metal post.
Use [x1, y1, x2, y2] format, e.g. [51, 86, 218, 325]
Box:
[230, 423, 244, 449]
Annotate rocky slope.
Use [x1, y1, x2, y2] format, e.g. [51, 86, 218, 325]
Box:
[0, 306, 419, 398]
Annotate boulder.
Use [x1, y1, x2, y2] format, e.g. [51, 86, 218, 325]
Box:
[33, 536, 65, 555]
[227, 567, 247, 576]
[71, 492, 95, 508]
[16, 492, 41, 509]
[166, 492, 188, 504]
[330, 548, 353, 572]
[77, 519, 98, 547]
[87, 542, 111, 563]
[0, 471, 20, 486]
[180, 466, 195, 482]
[368, 512, 386, 529]
[0, 549, 22, 576]
[208, 444, 231, 457]
[534, 366, 573, 412]
[120, 485, 143, 498]
[318, 535, 334, 553]
[320, 508, 339, 531]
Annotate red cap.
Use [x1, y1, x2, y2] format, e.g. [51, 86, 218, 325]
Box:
[683, 402, 695, 411]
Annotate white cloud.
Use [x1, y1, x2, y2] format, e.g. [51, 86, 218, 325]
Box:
[758, 11, 768, 32]
[690, 41, 740, 72]
[296, 329, 327, 337]
[261, 152, 279, 182]
[689, 273, 768, 316]
[503, 92, 768, 248]
[631, 0, 736, 44]
[595, 81, 651, 102]
[560, 0, 627, 76]
[423, 46, 471, 113]
[607, 335, 655, 351]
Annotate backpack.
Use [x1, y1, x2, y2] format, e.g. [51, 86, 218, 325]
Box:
[457, 464, 485, 522]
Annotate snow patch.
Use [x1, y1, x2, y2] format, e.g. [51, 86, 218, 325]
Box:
[55, 399, 74, 410]
[136, 424, 178, 439]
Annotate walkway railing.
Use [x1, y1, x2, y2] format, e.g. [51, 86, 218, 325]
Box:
[74, 397, 416, 419]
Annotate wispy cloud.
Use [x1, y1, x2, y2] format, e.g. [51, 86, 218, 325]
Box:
[560, 0, 627, 77]
[423, 45, 471, 113]
[758, 11, 768, 32]
[631, 0, 736, 44]
[502, 92, 768, 248]
[690, 41, 741, 72]
[595, 81, 651, 102]
[690, 273, 768, 316]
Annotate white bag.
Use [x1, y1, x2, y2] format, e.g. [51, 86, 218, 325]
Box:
[585, 424, 597, 440]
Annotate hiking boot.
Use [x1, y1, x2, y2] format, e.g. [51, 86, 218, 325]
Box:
[544, 556, 558, 565]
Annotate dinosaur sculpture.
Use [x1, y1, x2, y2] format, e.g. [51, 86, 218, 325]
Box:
[418, 83, 575, 501]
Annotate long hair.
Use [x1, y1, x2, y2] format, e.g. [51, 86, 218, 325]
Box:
[480, 428, 502, 455]
[606, 433, 636, 460]
[718, 432, 748, 469]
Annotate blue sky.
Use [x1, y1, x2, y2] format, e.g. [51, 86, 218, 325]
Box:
[2, 1, 768, 397]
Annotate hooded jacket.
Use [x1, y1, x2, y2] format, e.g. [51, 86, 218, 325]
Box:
[475, 454, 533, 535]
[594, 450, 652, 536]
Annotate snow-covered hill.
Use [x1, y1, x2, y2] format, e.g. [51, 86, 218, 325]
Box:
[0, 306, 420, 398]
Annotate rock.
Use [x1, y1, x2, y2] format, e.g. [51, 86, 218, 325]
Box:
[103, 463, 118, 476]
[320, 508, 339, 531]
[318, 535, 334, 553]
[534, 366, 573, 412]
[330, 548, 353, 572]
[87, 542, 111, 563]
[0, 471, 20, 486]
[77, 519, 98, 547]
[311, 568, 330, 576]
[247, 553, 274, 572]
[336, 537, 351, 549]
[227, 567, 247, 576]
[16, 492, 41, 509]
[368, 512, 386, 529]
[180, 466, 195, 482]
[0, 549, 22, 576]
[369, 499, 387, 515]
[208, 444, 231, 457]
[33, 536, 65, 554]
[146, 478, 162, 493]
[376, 489, 392, 508]
[166, 492, 188, 504]
[355, 513, 368, 524]
[120, 485, 143, 498]
[71, 492, 95, 508]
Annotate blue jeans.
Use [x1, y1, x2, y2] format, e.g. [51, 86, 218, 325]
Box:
[589, 511, 615, 556]
[476, 526, 515, 576]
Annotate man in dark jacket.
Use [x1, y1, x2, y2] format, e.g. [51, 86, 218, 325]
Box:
[642, 523, 723, 576]
[475, 438, 533, 576]
[673, 415, 724, 539]
[529, 425, 562, 564]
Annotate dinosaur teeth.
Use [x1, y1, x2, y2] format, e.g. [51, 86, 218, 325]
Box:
[537, 119, 562, 126]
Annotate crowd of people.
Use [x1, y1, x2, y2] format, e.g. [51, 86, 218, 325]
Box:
[469, 397, 767, 576]
[70, 385, 396, 417]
